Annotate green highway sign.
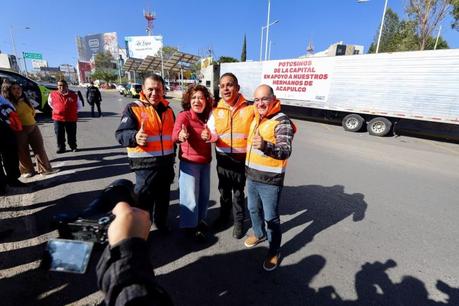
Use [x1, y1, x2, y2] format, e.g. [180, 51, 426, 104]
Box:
[23, 52, 43, 60]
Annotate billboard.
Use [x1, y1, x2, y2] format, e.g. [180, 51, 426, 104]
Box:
[77, 61, 92, 84]
[125, 36, 163, 59]
[31, 59, 48, 69]
[76, 32, 119, 62]
[261, 58, 335, 102]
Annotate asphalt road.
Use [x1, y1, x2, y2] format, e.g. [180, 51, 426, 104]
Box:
[0, 89, 458, 306]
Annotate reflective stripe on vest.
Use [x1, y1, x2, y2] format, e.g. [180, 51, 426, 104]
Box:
[128, 148, 175, 158]
[216, 146, 247, 154]
[126, 101, 174, 158]
[246, 114, 287, 174]
[213, 96, 254, 154]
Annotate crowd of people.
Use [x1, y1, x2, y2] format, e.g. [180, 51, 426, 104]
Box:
[0, 78, 103, 194]
[98, 73, 296, 304]
[1, 72, 296, 304]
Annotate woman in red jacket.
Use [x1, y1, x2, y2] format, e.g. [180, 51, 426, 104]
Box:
[172, 85, 215, 240]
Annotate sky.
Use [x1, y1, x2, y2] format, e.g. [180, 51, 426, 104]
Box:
[1, 0, 458, 69]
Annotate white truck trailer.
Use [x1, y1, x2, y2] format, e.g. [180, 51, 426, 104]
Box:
[204, 49, 459, 141]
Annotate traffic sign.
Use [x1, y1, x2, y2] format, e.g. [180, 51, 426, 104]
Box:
[23, 52, 43, 60]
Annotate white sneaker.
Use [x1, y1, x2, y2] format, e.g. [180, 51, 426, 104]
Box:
[21, 173, 34, 178]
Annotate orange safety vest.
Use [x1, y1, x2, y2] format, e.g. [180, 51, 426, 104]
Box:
[127, 100, 175, 158]
[246, 101, 288, 175]
[213, 94, 254, 154]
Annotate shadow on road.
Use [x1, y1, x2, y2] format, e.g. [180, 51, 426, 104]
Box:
[2, 177, 458, 306]
[156, 250, 458, 306]
[280, 184, 367, 257]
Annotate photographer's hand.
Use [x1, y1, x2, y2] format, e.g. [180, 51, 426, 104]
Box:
[108, 202, 151, 246]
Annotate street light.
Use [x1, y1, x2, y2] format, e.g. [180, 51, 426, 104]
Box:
[357, 0, 388, 53]
[375, 0, 389, 53]
[259, 20, 279, 61]
[434, 25, 442, 50]
[9, 26, 31, 73]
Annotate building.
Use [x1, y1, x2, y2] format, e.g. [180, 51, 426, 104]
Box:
[301, 41, 365, 58]
[0, 53, 20, 72]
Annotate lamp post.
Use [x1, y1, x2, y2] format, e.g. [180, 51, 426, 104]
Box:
[375, 0, 388, 53]
[9, 26, 18, 69]
[264, 0, 272, 61]
[259, 20, 279, 61]
[434, 25, 442, 50]
[268, 40, 273, 60]
[9, 26, 31, 74]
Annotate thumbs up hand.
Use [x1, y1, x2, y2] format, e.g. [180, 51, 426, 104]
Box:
[178, 124, 189, 142]
[135, 120, 148, 146]
[201, 123, 211, 142]
[252, 128, 264, 150]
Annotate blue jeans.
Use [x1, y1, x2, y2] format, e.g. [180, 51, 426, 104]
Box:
[247, 178, 283, 255]
[179, 161, 210, 228]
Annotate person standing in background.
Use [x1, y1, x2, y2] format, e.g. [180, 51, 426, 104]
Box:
[0, 95, 26, 193]
[86, 81, 102, 117]
[48, 79, 82, 153]
[8, 82, 54, 177]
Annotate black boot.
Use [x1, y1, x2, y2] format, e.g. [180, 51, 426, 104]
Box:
[232, 222, 244, 239]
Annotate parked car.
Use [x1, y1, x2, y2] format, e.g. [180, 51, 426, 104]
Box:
[117, 83, 127, 95]
[0, 68, 55, 113]
[123, 83, 142, 98]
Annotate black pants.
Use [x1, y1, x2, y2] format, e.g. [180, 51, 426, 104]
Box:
[90, 102, 102, 117]
[0, 125, 20, 187]
[134, 165, 174, 228]
[54, 121, 77, 151]
[217, 165, 246, 224]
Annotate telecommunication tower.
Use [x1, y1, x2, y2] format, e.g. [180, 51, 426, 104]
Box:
[144, 10, 156, 36]
[306, 41, 314, 55]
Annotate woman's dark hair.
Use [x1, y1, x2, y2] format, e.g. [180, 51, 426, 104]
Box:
[181, 84, 213, 116]
[9, 82, 33, 108]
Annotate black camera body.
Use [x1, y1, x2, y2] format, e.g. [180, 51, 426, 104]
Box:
[58, 215, 114, 244]
[54, 179, 135, 244]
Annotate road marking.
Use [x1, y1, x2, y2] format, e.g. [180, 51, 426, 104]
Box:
[0, 260, 41, 279]
[0, 231, 56, 253]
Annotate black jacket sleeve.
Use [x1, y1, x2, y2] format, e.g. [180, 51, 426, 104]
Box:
[115, 104, 139, 148]
[96, 238, 173, 306]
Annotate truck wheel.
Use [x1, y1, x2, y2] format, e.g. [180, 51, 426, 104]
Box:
[367, 117, 392, 136]
[342, 114, 364, 132]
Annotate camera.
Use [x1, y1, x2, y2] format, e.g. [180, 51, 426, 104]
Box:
[54, 179, 136, 244]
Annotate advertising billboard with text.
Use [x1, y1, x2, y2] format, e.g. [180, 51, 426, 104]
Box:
[261, 58, 335, 102]
[76, 32, 119, 62]
[125, 36, 163, 59]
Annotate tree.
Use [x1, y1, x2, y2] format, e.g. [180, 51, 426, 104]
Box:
[368, 8, 449, 53]
[93, 51, 117, 82]
[218, 56, 239, 63]
[406, 0, 452, 50]
[368, 8, 403, 53]
[94, 51, 115, 70]
[452, 0, 459, 29]
[241, 34, 247, 62]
